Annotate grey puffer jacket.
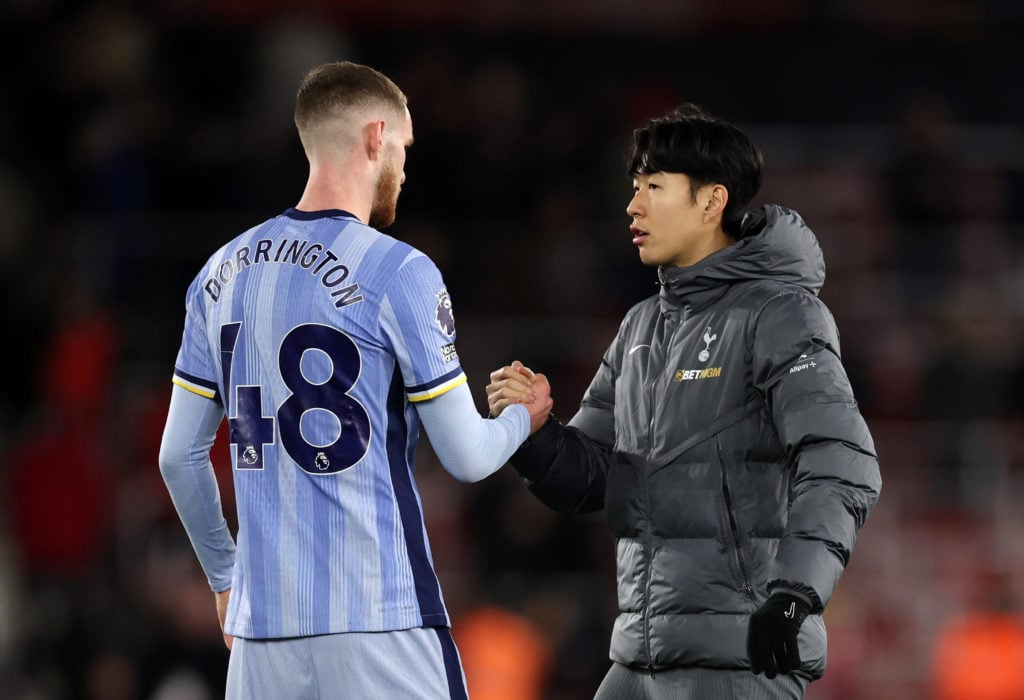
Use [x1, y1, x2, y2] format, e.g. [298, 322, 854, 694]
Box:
[511, 204, 881, 679]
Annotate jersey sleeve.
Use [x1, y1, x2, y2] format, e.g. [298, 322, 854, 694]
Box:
[415, 383, 530, 482]
[171, 271, 222, 403]
[158, 384, 234, 591]
[380, 252, 466, 403]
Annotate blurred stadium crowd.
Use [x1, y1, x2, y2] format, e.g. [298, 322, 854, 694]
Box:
[2, 1, 1024, 698]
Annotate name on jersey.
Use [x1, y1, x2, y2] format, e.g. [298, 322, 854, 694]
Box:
[674, 367, 722, 381]
[203, 238, 364, 309]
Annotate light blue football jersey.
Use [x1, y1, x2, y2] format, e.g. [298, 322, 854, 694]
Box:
[172, 208, 466, 639]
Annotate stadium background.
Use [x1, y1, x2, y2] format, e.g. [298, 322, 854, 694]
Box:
[2, 1, 1024, 698]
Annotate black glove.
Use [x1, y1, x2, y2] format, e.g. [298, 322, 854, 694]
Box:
[746, 592, 810, 679]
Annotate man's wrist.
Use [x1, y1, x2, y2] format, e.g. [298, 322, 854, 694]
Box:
[510, 413, 560, 483]
[768, 588, 812, 609]
[524, 412, 558, 442]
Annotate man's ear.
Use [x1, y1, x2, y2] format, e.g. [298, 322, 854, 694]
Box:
[704, 184, 729, 223]
[364, 120, 386, 160]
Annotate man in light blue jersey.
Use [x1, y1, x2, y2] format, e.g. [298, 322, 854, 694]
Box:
[158, 60, 552, 700]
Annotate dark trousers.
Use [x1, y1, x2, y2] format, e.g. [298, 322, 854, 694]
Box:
[594, 663, 808, 700]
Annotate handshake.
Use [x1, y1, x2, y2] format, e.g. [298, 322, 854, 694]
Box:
[486, 360, 555, 435]
[487, 362, 814, 681]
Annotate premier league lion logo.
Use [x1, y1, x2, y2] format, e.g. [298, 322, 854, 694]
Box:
[314, 451, 330, 471]
[435, 289, 455, 337]
[242, 445, 259, 465]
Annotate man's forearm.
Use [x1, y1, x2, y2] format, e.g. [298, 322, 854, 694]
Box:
[511, 417, 610, 514]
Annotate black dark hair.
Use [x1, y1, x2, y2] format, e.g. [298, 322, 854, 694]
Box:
[627, 103, 764, 235]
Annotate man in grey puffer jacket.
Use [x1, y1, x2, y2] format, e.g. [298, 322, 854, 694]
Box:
[487, 104, 881, 699]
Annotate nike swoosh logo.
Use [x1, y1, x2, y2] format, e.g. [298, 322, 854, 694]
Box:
[628, 344, 650, 355]
[784, 602, 796, 619]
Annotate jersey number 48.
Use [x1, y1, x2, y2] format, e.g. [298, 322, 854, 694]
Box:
[220, 322, 371, 475]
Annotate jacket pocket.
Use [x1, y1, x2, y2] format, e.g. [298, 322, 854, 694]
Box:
[652, 401, 761, 473]
[716, 434, 756, 601]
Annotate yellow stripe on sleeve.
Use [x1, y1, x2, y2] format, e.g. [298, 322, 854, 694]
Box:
[172, 375, 217, 399]
[407, 373, 467, 403]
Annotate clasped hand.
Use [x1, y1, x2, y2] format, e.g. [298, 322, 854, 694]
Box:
[486, 360, 554, 435]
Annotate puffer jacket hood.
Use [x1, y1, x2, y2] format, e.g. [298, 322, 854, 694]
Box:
[657, 205, 825, 313]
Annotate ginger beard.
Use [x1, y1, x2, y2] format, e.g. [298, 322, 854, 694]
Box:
[369, 156, 400, 229]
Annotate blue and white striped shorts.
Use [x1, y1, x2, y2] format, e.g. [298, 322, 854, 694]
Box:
[226, 627, 467, 699]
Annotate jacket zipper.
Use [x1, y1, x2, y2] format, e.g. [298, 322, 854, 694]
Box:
[641, 505, 655, 676]
[642, 391, 655, 674]
[717, 434, 755, 600]
[640, 312, 678, 675]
